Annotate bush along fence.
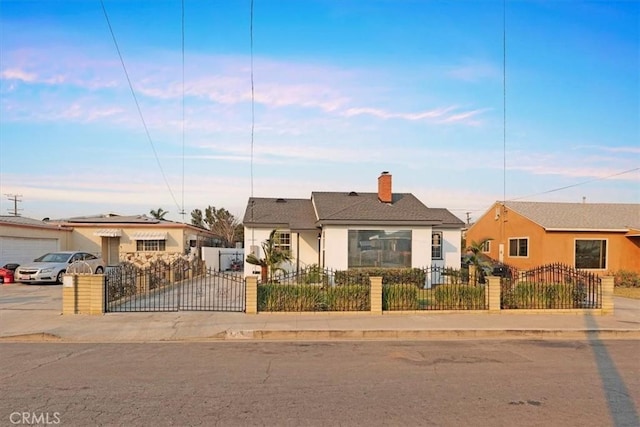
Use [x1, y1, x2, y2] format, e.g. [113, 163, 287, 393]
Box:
[63, 264, 614, 315]
[244, 265, 613, 315]
[500, 263, 603, 310]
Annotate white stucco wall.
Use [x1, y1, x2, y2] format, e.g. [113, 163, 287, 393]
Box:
[322, 227, 349, 270]
[295, 231, 320, 268]
[245, 225, 462, 273]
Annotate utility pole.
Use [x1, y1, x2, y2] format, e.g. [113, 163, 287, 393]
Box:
[5, 194, 23, 216]
[465, 212, 472, 226]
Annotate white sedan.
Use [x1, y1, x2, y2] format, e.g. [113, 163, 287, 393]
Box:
[15, 251, 105, 284]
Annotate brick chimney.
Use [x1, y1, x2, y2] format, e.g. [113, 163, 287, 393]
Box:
[378, 171, 392, 203]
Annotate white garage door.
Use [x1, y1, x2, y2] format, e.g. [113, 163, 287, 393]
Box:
[0, 237, 60, 266]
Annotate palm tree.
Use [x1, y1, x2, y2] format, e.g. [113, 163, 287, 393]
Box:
[465, 238, 493, 284]
[246, 229, 293, 282]
[149, 208, 169, 220]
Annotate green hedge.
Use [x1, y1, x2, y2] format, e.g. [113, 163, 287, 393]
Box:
[258, 284, 370, 311]
[433, 285, 486, 310]
[501, 282, 585, 309]
[335, 268, 425, 287]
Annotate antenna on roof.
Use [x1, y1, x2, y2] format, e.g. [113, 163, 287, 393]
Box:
[5, 194, 22, 217]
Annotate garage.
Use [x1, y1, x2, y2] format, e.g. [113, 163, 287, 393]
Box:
[0, 236, 60, 266]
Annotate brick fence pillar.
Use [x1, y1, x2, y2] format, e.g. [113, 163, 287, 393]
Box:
[246, 276, 258, 314]
[486, 276, 501, 313]
[601, 276, 614, 315]
[370, 276, 382, 314]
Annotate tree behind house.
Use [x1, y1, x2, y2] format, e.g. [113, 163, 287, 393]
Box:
[190, 206, 240, 248]
[149, 208, 169, 220]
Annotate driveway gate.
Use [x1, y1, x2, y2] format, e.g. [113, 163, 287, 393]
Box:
[104, 264, 245, 312]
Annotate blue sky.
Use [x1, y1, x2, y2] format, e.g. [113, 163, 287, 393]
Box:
[1, 0, 638, 224]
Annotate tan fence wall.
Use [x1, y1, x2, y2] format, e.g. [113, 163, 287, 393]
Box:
[62, 274, 104, 315]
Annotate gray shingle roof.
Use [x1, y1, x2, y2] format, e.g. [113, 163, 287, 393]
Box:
[243, 198, 318, 231]
[242, 193, 464, 229]
[504, 201, 640, 230]
[312, 192, 463, 226]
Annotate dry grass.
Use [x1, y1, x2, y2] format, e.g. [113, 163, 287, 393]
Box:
[614, 287, 640, 300]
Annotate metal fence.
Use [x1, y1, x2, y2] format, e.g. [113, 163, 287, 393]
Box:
[105, 262, 245, 312]
[258, 266, 370, 312]
[501, 263, 601, 309]
[382, 266, 487, 311]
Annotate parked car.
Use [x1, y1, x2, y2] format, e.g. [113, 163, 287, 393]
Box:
[15, 251, 105, 285]
[0, 266, 15, 284]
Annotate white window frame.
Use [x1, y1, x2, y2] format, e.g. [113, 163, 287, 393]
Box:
[574, 238, 608, 270]
[431, 231, 443, 260]
[481, 240, 491, 253]
[508, 237, 529, 258]
[275, 231, 291, 256]
[136, 239, 166, 252]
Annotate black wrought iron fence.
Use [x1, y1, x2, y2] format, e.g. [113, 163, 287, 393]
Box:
[258, 266, 370, 312]
[501, 263, 601, 309]
[382, 266, 487, 311]
[104, 261, 243, 312]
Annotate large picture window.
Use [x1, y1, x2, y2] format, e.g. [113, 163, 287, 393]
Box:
[431, 232, 443, 260]
[575, 239, 607, 269]
[508, 238, 528, 257]
[348, 230, 411, 268]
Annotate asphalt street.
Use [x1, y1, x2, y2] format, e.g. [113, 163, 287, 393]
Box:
[1, 340, 638, 427]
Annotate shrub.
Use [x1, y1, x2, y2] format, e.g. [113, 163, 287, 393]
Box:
[383, 284, 419, 310]
[433, 285, 485, 309]
[502, 282, 580, 309]
[335, 268, 426, 287]
[258, 284, 369, 311]
[610, 270, 640, 288]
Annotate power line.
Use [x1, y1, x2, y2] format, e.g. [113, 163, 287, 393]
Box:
[100, 0, 181, 213]
[509, 167, 640, 201]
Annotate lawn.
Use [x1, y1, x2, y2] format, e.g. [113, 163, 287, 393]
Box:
[614, 287, 640, 300]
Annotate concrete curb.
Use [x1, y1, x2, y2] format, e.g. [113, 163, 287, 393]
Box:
[224, 329, 640, 341]
[1, 329, 639, 343]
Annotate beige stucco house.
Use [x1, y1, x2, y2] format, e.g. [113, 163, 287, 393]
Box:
[48, 214, 219, 266]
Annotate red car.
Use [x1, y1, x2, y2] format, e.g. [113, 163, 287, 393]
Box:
[0, 267, 15, 284]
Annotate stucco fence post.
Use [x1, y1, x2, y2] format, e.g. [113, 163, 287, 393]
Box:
[245, 276, 258, 314]
[486, 276, 502, 313]
[62, 274, 105, 315]
[370, 276, 383, 314]
[601, 276, 614, 315]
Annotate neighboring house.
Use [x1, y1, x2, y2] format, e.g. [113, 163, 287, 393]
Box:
[465, 201, 640, 273]
[48, 214, 220, 266]
[242, 172, 465, 275]
[0, 216, 72, 266]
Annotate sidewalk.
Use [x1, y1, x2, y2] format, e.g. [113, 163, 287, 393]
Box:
[1, 283, 639, 342]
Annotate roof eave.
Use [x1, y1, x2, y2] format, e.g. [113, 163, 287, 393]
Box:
[545, 228, 630, 232]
